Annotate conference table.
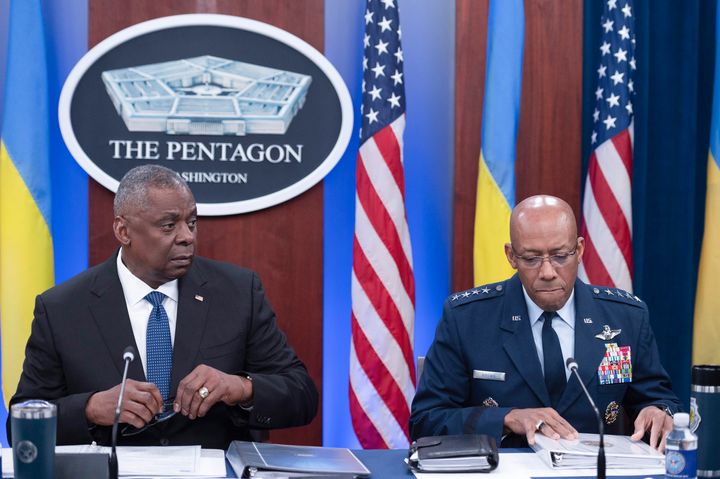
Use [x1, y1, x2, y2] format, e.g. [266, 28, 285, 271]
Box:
[5, 446, 668, 478]
[220, 448, 666, 478]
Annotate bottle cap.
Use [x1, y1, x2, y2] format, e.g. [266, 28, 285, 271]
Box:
[10, 400, 57, 419]
[673, 412, 689, 427]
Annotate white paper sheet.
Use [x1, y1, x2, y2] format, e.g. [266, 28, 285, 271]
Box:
[2, 445, 226, 478]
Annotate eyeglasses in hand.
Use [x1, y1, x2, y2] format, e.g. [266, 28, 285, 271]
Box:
[121, 399, 177, 437]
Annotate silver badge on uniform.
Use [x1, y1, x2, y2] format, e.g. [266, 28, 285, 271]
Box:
[595, 324, 621, 340]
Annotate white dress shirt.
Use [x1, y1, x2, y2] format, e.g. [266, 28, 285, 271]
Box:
[116, 251, 178, 377]
[522, 287, 576, 380]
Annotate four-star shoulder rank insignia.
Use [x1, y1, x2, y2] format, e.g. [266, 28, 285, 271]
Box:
[593, 286, 644, 307]
[595, 324, 621, 340]
[448, 282, 505, 308]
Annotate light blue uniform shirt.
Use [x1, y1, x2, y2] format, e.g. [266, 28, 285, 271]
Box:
[522, 287, 575, 381]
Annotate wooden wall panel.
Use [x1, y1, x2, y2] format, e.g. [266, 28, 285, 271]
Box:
[89, 0, 324, 446]
[452, 0, 489, 298]
[453, 0, 583, 292]
[516, 0, 583, 215]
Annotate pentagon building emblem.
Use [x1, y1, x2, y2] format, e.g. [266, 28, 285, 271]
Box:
[102, 55, 312, 136]
[59, 14, 352, 215]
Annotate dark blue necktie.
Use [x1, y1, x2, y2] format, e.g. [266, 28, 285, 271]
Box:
[145, 291, 172, 400]
[541, 311, 566, 408]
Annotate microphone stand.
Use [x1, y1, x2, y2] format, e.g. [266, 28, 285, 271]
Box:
[111, 347, 135, 479]
[567, 358, 605, 479]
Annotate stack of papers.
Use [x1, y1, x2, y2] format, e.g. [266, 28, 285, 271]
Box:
[531, 433, 664, 469]
[1, 445, 226, 477]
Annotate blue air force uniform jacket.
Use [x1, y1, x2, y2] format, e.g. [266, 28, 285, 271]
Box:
[409, 275, 680, 444]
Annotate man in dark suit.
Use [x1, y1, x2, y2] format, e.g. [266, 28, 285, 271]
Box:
[410, 195, 680, 450]
[10, 165, 317, 449]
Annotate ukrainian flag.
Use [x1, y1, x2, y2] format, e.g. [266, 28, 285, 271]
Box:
[693, 4, 720, 364]
[473, 0, 524, 285]
[0, 0, 54, 404]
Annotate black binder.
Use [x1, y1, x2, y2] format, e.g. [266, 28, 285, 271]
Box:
[408, 434, 499, 473]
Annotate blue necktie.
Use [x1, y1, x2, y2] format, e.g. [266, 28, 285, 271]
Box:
[145, 291, 172, 400]
[541, 311, 566, 408]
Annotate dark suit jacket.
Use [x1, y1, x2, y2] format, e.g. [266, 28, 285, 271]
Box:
[409, 275, 680, 444]
[10, 253, 318, 449]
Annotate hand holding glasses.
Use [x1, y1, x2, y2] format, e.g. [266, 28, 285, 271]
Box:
[121, 399, 177, 437]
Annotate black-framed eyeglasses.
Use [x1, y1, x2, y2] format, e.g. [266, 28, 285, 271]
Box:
[512, 247, 578, 269]
[121, 399, 177, 437]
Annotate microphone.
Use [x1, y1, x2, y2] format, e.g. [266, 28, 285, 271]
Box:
[110, 346, 136, 479]
[566, 358, 605, 479]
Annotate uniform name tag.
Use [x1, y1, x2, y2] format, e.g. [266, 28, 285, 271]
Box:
[597, 342, 632, 385]
[473, 369, 506, 381]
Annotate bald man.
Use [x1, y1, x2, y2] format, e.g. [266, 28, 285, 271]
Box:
[410, 195, 680, 450]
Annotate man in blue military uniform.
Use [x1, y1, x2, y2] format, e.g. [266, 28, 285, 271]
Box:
[410, 195, 680, 450]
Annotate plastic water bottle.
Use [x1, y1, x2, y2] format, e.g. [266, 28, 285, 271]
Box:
[666, 412, 698, 479]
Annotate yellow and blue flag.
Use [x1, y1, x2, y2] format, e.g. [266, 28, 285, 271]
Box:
[693, 3, 720, 365]
[473, 0, 524, 285]
[0, 0, 55, 404]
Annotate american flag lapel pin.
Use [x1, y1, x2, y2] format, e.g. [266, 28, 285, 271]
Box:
[194, 294, 204, 302]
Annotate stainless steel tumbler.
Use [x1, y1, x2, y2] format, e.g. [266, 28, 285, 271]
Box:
[10, 400, 57, 479]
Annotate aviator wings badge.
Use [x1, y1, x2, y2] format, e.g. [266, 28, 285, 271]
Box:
[595, 324, 621, 340]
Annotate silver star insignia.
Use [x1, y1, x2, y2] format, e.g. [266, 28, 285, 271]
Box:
[481, 287, 490, 294]
[605, 289, 614, 295]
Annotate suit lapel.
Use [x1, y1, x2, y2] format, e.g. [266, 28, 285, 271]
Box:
[501, 275, 551, 406]
[169, 261, 210, 397]
[89, 253, 145, 382]
[556, 280, 608, 414]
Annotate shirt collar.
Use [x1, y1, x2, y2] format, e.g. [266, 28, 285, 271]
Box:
[523, 285, 576, 329]
[117, 249, 179, 306]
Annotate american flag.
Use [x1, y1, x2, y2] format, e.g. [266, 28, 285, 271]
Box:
[349, 0, 416, 449]
[579, 0, 635, 291]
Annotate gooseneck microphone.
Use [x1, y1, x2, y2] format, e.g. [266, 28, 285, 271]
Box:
[566, 358, 605, 479]
[110, 346, 136, 479]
